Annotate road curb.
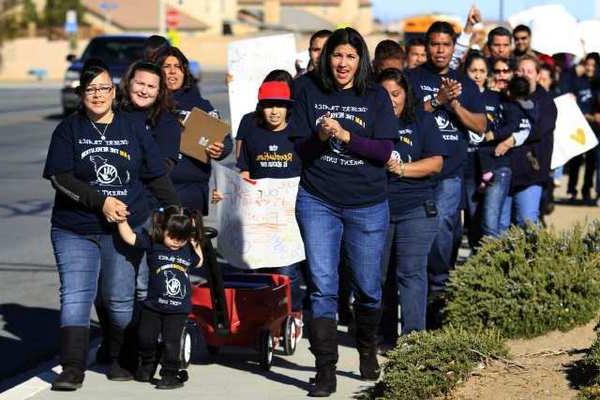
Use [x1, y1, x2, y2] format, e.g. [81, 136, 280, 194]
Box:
[0, 339, 100, 400]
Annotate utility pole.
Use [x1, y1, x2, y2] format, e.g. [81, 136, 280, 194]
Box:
[499, 0, 505, 22]
[158, 0, 166, 36]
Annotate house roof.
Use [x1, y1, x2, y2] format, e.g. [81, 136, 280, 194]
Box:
[82, 0, 209, 31]
[238, 0, 371, 6]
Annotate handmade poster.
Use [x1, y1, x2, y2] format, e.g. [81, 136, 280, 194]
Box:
[227, 34, 297, 137]
[551, 94, 599, 169]
[209, 163, 305, 269]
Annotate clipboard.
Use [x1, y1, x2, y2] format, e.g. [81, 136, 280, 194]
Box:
[180, 107, 231, 163]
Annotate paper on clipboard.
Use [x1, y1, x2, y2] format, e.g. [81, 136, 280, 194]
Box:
[179, 107, 231, 163]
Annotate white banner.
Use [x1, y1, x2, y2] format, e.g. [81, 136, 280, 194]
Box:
[227, 34, 297, 137]
[209, 163, 305, 270]
[508, 5, 584, 57]
[551, 94, 599, 169]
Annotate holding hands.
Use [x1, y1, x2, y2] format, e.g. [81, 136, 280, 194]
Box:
[103, 197, 129, 223]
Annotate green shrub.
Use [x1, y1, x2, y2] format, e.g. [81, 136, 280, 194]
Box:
[577, 327, 600, 399]
[444, 224, 600, 339]
[364, 326, 507, 400]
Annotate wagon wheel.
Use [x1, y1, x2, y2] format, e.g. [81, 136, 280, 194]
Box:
[282, 315, 297, 355]
[259, 330, 274, 370]
[179, 320, 199, 369]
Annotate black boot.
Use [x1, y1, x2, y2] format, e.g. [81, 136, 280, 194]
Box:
[135, 362, 156, 382]
[106, 326, 133, 381]
[95, 303, 110, 364]
[355, 306, 382, 381]
[51, 326, 89, 391]
[307, 318, 338, 397]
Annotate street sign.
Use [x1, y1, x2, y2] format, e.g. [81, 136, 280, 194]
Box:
[166, 8, 180, 29]
[64, 9, 78, 33]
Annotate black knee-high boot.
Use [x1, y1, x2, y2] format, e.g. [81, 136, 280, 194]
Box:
[355, 306, 382, 380]
[107, 326, 133, 381]
[51, 326, 89, 391]
[307, 318, 338, 397]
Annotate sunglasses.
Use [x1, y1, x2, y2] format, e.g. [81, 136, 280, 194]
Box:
[493, 68, 511, 74]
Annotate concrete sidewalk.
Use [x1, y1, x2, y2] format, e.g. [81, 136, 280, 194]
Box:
[22, 326, 375, 400]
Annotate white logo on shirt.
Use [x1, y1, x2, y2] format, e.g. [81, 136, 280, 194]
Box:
[433, 111, 458, 133]
[269, 144, 278, 152]
[89, 155, 122, 185]
[164, 270, 186, 299]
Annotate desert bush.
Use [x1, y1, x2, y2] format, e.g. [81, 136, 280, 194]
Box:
[443, 224, 600, 339]
[364, 326, 507, 400]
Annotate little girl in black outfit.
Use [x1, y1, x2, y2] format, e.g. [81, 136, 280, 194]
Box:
[117, 206, 204, 389]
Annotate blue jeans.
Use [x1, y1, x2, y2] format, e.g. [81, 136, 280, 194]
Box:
[253, 263, 303, 312]
[595, 146, 600, 197]
[51, 226, 142, 328]
[428, 176, 462, 294]
[382, 205, 438, 336]
[295, 187, 389, 320]
[463, 173, 481, 248]
[504, 184, 543, 227]
[481, 167, 512, 238]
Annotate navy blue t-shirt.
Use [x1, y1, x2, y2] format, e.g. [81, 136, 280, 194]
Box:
[169, 86, 232, 214]
[464, 89, 501, 180]
[236, 114, 301, 179]
[388, 111, 447, 216]
[128, 109, 182, 163]
[406, 63, 485, 179]
[135, 230, 199, 314]
[43, 112, 166, 234]
[290, 77, 398, 207]
[234, 112, 254, 142]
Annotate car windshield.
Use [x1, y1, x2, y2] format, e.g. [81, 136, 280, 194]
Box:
[81, 38, 145, 65]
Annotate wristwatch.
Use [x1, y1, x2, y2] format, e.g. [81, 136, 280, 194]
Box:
[430, 95, 441, 109]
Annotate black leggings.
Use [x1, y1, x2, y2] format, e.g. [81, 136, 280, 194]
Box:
[138, 307, 186, 376]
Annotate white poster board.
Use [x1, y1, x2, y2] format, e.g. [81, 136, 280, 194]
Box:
[209, 163, 305, 270]
[227, 34, 297, 137]
[508, 5, 584, 57]
[551, 94, 599, 169]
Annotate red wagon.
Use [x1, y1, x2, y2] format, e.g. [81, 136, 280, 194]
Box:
[185, 273, 298, 370]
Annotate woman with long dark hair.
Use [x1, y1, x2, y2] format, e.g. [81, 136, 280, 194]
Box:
[290, 27, 397, 397]
[156, 46, 233, 215]
[43, 59, 178, 390]
[377, 68, 445, 343]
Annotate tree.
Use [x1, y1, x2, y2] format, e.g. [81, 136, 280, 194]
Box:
[21, 0, 39, 26]
[43, 0, 83, 28]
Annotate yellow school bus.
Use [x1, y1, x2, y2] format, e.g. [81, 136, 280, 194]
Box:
[402, 14, 462, 43]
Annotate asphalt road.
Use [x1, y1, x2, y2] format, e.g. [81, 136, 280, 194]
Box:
[0, 74, 230, 388]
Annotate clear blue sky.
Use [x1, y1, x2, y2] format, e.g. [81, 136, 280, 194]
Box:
[371, 0, 595, 22]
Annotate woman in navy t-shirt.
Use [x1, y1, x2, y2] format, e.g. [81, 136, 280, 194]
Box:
[290, 28, 397, 396]
[156, 46, 233, 215]
[43, 59, 179, 390]
[377, 68, 446, 342]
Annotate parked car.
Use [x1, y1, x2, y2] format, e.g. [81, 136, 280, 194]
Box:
[62, 35, 147, 115]
[62, 34, 203, 116]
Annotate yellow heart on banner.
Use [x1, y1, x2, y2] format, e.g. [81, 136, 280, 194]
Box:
[570, 128, 586, 145]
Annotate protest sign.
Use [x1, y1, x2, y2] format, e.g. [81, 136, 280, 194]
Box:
[227, 34, 297, 137]
[509, 5, 584, 57]
[209, 163, 305, 269]
[551, 94, 599, 169]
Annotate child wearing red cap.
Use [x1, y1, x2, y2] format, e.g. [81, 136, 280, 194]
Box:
[216, 70, 304, 343]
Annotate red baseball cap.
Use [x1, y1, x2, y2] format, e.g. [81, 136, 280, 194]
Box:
[257, 81, 293, 103]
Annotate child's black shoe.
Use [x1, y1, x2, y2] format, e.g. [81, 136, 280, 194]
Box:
[135, 364, 155, 382]
[155, 374, 183, 390]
